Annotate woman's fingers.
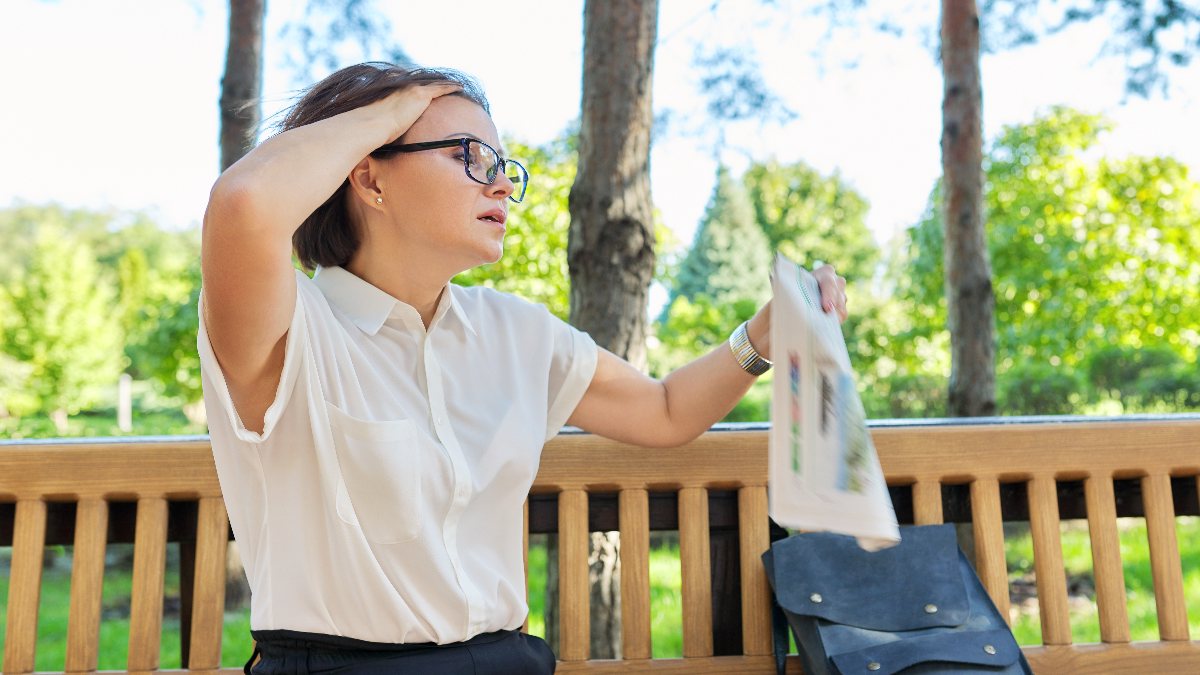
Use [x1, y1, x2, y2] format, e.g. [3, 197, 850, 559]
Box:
[815, 265, 849, 323]
[383, 83, 465, 143]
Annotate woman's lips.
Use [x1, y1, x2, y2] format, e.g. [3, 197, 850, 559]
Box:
[478, 208, 506, 225]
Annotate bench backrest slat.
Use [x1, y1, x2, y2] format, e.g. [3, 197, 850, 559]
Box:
[912, 478, 944, 524]
[736, 486, 771, 657]
[557, 489, 590, 661]
[1028, 475, 1071, 645]
[969, 477, 1011, 620]
[1084, 474, 1131, 643]
[127, 497, 168, 671]
[679, 486, 713, 658]
[187, 496, 229, 669]
[65, 499, 107, 671]
[3, 499, 46, 674]
[1142, 472, 1189, 641]
[618, 488, 652, 659]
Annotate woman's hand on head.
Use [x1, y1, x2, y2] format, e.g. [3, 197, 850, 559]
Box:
[381, 83, 463, 143]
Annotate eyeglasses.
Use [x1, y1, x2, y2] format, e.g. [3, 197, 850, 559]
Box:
[371, 137, 529, 203]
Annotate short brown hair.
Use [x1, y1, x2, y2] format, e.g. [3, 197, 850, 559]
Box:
[275, 62, 490, 270]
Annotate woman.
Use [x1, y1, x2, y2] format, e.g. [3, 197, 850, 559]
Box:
[198, 62, 847, 674]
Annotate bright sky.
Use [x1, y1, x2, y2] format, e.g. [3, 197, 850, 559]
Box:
[3, 0, 1198, 295]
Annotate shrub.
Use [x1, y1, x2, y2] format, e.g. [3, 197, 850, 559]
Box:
[999, 362, 1083, 415]
[1086, 345, 1180, 404]
[861, 373, 948, 419]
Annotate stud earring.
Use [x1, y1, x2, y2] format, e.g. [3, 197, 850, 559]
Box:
[375, 196, 384, 205]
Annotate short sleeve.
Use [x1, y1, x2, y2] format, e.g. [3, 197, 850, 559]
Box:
[543, 311, 599, 443]
[197, 272, 310, 444]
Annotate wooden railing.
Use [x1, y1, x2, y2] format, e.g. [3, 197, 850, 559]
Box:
[2, 415, 1199, 673]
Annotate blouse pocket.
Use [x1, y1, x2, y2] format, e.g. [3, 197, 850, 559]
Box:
[326, 401, 422, 544]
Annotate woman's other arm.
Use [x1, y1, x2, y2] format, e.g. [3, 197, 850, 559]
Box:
[566, 265, 847, 448]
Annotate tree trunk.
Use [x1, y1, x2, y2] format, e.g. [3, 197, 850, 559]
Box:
[220, 0, 266, 172]
[568, 0, 658, 370]
[550, 0, 659, 659]
[940, 0, 995, 418]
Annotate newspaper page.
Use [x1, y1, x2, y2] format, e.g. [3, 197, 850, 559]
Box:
[769, 252, 900, 551]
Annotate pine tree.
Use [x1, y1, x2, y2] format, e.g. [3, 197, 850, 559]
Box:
[671, 165, 773, 310]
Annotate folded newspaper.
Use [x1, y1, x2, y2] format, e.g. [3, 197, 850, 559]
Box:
[769, 253, 900, 551]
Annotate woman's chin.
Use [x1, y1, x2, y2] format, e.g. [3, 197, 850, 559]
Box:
[476, 242, 504, 266]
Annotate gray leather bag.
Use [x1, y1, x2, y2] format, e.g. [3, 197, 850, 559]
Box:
[762, 524, 1034, 675]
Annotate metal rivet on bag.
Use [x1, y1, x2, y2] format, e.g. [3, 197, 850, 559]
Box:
[867, 662, 881, 671]
[810, 593, 823, 603]
[924, 603, 938, 614]
[984, 644, 997, 655]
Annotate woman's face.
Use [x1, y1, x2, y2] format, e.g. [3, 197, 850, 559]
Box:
[374, 95, 515, 275]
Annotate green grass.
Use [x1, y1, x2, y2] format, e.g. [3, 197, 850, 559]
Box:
[523, 536, 685, 658]
[647, 541, 684, 658]
[1005, 517, 1200, 645]
[0, 548, 254, 668]
[4, 518, 1196, 664]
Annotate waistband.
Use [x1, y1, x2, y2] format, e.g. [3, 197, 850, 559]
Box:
[250, 627, 518, 653]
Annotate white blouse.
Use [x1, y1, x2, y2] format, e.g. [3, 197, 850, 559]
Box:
[197, 266, 598, 644]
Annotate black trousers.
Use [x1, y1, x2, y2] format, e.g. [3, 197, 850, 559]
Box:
[245, 628, 556, 674]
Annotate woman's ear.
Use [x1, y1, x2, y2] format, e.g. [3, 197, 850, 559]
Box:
[347, 157, 385, 209]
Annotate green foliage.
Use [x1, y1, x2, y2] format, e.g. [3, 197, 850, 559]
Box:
[724, 377, 772, 423]
[743, 159, 878, 281]
[998, 362, 1083, 415]
[860, 373, 948, 420]
[653, 160, 886, 422]
[1085, 345, 1200, 411]
[670, 166, 772, 310]
[0, 408, 205, 440]
[1133, 362, 1200, 411]
[894, 106, 1200, 413]
[649, 295, 758, 378]
[1086, 345, 1180, 402]
[113, 223, 203, 404]
[454, 136, 574, 320]
[0, 204, 204, 413]
[124, 261, 203, 405]
[0, 225, 124, 420]
[0, 203, 115, 287]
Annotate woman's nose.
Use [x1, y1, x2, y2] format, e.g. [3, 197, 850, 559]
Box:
[488, 171, 516, 201]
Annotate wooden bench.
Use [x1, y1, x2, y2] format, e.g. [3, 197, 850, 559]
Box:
[2, 416, 1198, 673]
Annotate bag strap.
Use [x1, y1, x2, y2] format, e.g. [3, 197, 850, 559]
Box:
[771, 590, 789, 675]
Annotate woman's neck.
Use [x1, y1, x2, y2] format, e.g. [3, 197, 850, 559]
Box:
[346, 255, 449, 329]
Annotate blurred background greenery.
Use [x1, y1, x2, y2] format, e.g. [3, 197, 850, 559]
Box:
[2, 108, 1197, 440]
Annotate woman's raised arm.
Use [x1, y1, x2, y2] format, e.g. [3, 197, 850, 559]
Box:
[200, 83, 458, 433]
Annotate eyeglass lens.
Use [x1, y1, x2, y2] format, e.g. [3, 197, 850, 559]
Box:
[465, 140, 527, 202]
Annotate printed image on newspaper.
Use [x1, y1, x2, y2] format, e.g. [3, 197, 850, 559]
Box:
[769, 252, 900, 551]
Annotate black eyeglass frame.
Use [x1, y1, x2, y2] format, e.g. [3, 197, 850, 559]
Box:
[370, 137, 529, 203]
